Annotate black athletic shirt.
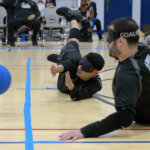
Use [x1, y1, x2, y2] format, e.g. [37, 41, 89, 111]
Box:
[14, 0, 40, 20]
[81, 43, 150, 137]
[57, 41, 102, 101]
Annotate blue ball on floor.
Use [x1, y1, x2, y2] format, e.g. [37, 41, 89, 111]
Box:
[0, 65, 11, 95]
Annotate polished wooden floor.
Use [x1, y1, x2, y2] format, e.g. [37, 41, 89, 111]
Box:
[0, 33, 149, 150]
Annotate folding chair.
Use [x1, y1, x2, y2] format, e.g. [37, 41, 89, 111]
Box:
[41, 7, 66, 46]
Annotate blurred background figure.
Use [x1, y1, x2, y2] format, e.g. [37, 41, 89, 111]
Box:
[37, 0, 46, 25]
[87, 0, 103, 40]
[78, 0, 94, 42]
[45, 0, 56, 8]
[37, 0, 45, 14]
[7, 0, 41, 46]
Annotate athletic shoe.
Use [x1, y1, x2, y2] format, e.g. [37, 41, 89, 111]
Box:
[56, 7, 82, 22]
[47, 54, 59, 63]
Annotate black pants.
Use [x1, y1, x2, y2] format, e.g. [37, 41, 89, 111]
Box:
[93, 18, 102, 38]
[81, 20, 92, 41]
[94, 19, 101, 31]
[8, 18, 41, 43]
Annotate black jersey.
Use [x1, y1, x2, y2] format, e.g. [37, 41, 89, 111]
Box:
[78, 6, 92, 21]
[81, 43, 150, 137]
[14, 0, 40, 20]
[57, 41, 102, 101]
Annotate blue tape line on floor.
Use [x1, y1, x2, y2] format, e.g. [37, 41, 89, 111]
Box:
[24, 58, 34, 150]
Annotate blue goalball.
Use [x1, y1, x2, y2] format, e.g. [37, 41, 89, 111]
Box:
[0, 65, 11, 95]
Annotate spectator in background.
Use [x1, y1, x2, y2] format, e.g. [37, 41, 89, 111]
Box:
[8, 0, 41, 47]
[37, 0, 45, 14]
[87, 0, 103, 40]
[45, 0, 56, 8]
[78, 0, 94, 42]
[37, 0, 46, 24]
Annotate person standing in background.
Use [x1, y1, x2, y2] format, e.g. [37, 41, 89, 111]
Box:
[87, 0, 103, 40]
[78, 0, 94, 42]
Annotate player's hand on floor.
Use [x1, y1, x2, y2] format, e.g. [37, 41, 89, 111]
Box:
[59, 130, 84, 141]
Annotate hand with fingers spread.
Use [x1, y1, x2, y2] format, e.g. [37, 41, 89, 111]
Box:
[50, 65, 58, 77]
[65, 71, 74, 91]
[59, 130, 84, 141]
[50, 64, 64, 77]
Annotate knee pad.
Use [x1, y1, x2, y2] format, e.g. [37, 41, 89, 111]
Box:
[69, 28, 81, 40]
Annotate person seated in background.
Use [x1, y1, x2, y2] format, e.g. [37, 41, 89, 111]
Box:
[87, 0, 103, 40]
[37, 0, 46, 25]
[45, 0, 56, 24]
[78, 0, 94, 42]
[45, 0, 55, 8]
[7, 0, 41, 47]
[37, 0, 45, 14]
[0, 0, 15, 45]
[47, 7, 105, 101]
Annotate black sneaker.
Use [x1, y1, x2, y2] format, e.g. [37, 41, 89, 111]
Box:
[47, 54, 59, 63]
[56, 7, 82, 22]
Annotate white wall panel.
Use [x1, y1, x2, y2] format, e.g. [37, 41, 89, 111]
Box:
[56, 0, 78, 8]
[132, 0, 141, 28]
[92, 0, 104, 30]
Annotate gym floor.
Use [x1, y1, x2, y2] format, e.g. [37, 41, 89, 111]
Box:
[0, 32, 149, 150]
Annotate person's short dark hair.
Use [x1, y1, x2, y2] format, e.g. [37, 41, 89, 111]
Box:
[110, 17, 139, 45]
[86, 52, 105, 71]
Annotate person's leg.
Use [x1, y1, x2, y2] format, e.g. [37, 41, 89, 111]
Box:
[94, 18, 103, 40]
[47, 19, 81, 63]
[26, 19, 41, 46]
[47, 7, 82, 93]
[80, 20, 92, 42]
[67, 20, 80, 44]
[86, 20, 92, 42]
[47, 7, 82, 63]
[8, 19, 24, 46]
